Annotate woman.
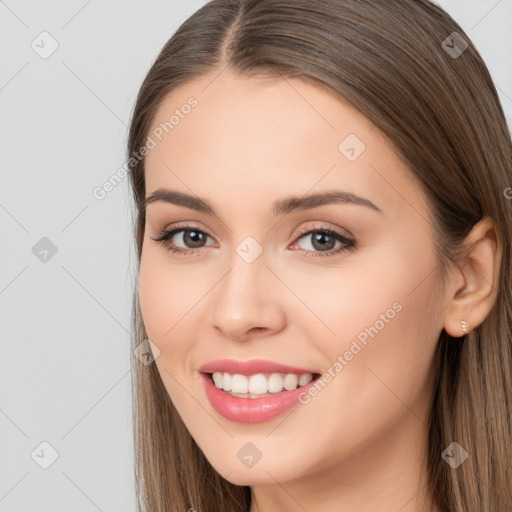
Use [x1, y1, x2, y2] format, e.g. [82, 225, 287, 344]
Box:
[127, 1, 512, 510]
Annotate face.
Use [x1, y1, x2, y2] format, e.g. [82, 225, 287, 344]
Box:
[138, 70, 448, 488]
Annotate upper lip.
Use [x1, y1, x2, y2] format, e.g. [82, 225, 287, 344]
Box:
[198, 358, 320, 376]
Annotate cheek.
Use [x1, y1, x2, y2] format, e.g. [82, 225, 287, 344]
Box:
[315, 244, 442, 413]
[138, 247, 196, 341]
[137, 254, 196, 404]
[138, 248, 183, 350]
[276, 252, 442, 467]
[137, 247, 212, 390]
[138, 261, 169, 342]
[285, 238, 441, 389]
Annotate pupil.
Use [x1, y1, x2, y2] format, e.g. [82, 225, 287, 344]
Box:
[185, 230, 204, 248]
[312, 231, 335, 251]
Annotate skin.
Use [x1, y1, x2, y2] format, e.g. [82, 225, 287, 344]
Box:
[138, 69, 501, 512]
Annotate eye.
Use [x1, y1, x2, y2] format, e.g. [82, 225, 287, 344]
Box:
[289, 225, 357, 258]
[151, 223, 357, 258]
[151, 224, 215, 256]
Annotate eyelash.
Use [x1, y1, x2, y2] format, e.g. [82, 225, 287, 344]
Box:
[151, 223, 357, 258]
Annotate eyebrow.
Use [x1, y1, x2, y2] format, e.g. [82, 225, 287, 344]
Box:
[144, 188, 383, 216]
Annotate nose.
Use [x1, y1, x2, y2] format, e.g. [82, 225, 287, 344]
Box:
[208, 254, 287, 342]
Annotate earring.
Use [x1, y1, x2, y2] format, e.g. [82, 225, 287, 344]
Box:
[461, 319, 468, 334]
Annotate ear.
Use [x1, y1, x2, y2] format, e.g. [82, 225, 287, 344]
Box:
[443, 216, 502, 338]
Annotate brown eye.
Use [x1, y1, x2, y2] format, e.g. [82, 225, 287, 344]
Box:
[151, 226, 215, 255]
[290, 226, 357, 258]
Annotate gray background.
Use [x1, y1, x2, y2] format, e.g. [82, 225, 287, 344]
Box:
[0, 1, 511, 511]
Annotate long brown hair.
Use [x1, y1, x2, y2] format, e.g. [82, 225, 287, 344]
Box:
[127, 1, 512, 510]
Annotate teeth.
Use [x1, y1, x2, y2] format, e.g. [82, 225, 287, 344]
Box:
[223, 372, 232, 391]
[211, 372, 314, 397]
[232, 374, 248, 393]
[249, 374, 267, 394]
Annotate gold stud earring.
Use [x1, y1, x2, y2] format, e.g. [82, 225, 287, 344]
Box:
[461, 319, 468, 334]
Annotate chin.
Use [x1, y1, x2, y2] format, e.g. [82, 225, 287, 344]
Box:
[220, 467, 280, 486]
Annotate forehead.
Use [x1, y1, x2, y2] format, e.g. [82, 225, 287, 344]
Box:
[143, 70, 429, 223]
[146, 70, 376, 166]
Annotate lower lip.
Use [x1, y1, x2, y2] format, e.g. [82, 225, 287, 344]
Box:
[200, 372, 319, 424]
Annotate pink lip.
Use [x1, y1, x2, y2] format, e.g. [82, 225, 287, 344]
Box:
[198, 358, 319, 375]
[200, 372, 320, 423]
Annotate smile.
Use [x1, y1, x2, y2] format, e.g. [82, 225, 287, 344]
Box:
[211, 371, 316, 397]
[200, 371, 322, 423]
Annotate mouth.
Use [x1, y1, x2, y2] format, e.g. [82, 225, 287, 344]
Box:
[199, 370, 323, 423]
[202, 371, 322, 399]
